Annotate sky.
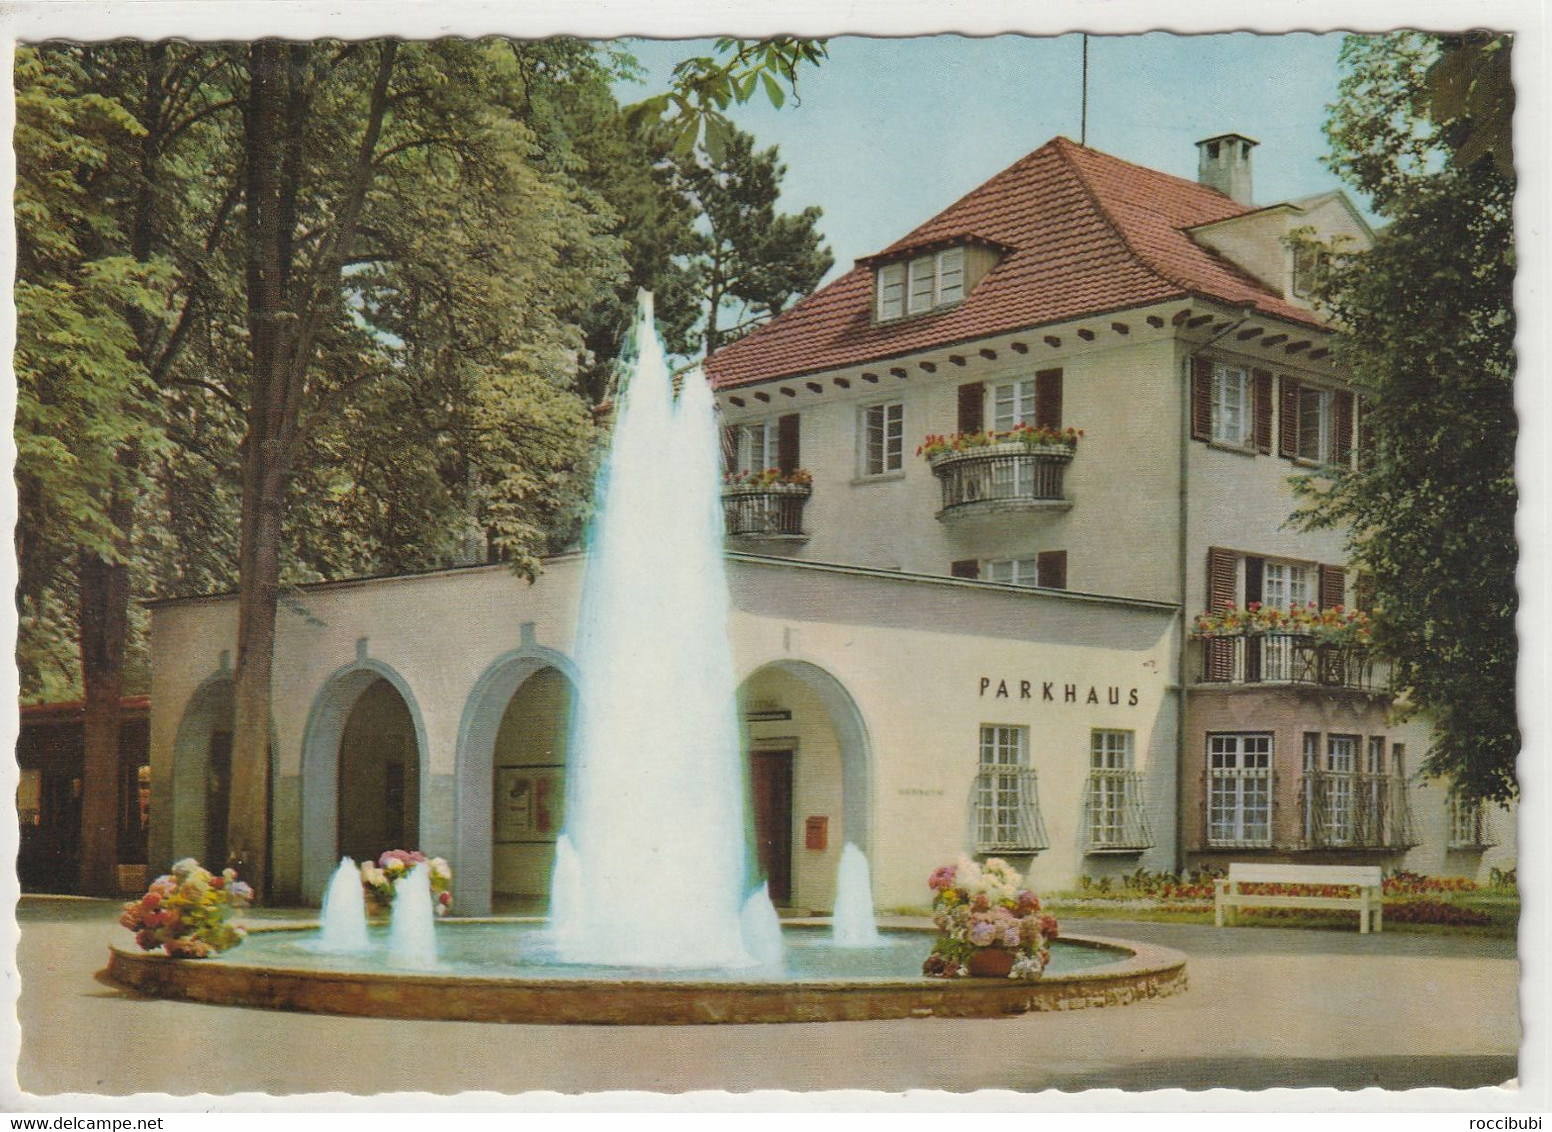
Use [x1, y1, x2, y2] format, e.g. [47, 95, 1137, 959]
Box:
[615, 33, 1368, 286]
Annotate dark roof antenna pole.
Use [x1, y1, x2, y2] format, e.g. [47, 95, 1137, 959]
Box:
[1080, 34, 1089, 146]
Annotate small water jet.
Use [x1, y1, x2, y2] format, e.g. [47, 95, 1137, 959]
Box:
[386, 862, 437, 970]
[314, 856, 370, 953]
[831, 843, 883, 948]
[739, 882, 785, 968]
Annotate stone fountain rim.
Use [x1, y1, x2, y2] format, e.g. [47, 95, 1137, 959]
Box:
[105, 920, 1187, 1023]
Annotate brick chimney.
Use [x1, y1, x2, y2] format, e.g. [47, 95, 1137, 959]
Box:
[1196, 133, 1258, 205]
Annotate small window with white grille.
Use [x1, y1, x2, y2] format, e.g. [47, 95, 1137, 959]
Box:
[1207, 733, 1272, 847]
[971, 725, 1047, 853]
[1084, 730, 1153, 852]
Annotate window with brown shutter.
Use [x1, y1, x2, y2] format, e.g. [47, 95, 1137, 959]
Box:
[1279, 376, 1301, 458]
[957, 382, 984, 434]
[1190, 356, 1212, 441]
[950, 559, 980, 580]
[1354, 572, 1376, 612]
[1333, 391, 1354, 468]
[1035, 369, 1062, 430]
[1319, 564, 1346, 609]
[1036, 550, 1067, 590]
[1253, 369, 1273, 454]
[777, 413, 800, 474]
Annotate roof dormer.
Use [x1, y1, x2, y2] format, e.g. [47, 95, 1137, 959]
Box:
[859, 235, 1010, 324]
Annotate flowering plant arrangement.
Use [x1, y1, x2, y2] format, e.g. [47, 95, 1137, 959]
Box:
[360, 850, 454, 916]
[917, 423, 1084, 460]
[1190, 602, 1371, 647]
[119, 858, 253, 958]
[722, 467, 813, 489]
[921, 856, 1059, 980]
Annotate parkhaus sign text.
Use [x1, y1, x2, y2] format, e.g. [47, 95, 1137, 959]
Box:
[979, 677, 1140, 706]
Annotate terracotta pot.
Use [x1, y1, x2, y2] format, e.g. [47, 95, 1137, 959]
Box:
[966, 947, 1017, 978]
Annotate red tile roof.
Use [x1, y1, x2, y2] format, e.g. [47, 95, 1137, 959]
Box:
[706, 136, 1324, 389]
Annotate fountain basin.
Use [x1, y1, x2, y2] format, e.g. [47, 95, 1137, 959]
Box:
[106, 921, 1187, 1024]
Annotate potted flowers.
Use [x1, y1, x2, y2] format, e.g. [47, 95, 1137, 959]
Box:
[922, 856, 1058, 980]
[119, 858, 254, 958]
[360, 850, 454, 917]
[1190, 601, 1372, 647]
[721, 468, 813, 493]
[917, 423, 1084, 463]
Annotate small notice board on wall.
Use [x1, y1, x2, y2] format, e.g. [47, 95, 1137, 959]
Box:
[494, 765, 565, 844]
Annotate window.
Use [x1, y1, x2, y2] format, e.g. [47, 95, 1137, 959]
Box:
[1211, 363, 1250, 446]
[973, 725, 1047, 852]
[1298, 386, 1334, 463]
[1086, 730, 1152, 851]
[861, 401, 904, 476]
[1292, 244, 1330, 299]
[1281, 377, 1352, 467]
[992, 378, 1036, 432]
[1447, 793, 1493, 849]
[878, 247, 967, 321]
[985, 557, 1038, 585]
[1262, 561, 1311, 609]
[1207, 733, 1272, 846]
[733, 421, 777, 475]
[1324, 734, 1358, 845]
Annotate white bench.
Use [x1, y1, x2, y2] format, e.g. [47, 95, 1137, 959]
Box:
[1214, 863, 1384, 933]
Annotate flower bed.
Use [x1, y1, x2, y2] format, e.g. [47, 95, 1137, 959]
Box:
[361, 850, 453, 916]
[119, 858, 254, 958]
[922, 857, 1059, 980]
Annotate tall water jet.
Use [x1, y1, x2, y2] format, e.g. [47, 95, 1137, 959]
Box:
[386, 863, 438, 969]
[551, 292, 752, 968]
[832, 843, 883, 947]
[315, 856, 370, 953]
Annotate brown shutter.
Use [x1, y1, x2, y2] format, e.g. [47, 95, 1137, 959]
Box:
[1037, 550, 1067, 590]
[1319, 564, 1346, 609]
[1253, 369, 1273, 454]
[721, 426, 738, 475]
[957, 382, 984, 434]
[1354, 572, 1376, 613]
[776, 413, 800, 474]
[1206, 547, 1238, 681]
[1279, 376, 1301, 459]
[1333, 390, 1354, 468]
[1190, 356, 1212, 441]
[950, 559, 980, 580]
[1035, 369, 1063, 430]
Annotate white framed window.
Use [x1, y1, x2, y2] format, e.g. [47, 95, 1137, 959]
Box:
[876, 262, 906, 321]
[1262, 561, 1311, 610]
[1324, 734, 1359, 845]
[1207, 733, 1272, 846]
[984, 557, 1038, 586]
[1298, 386, 1335, 463]
[974, 724, 1047, 852]
[1447, 793, 1492, 849]
[1211, 362, 1251, 446]
[861, 401, 904, 476]
[879, 247, 968, 321]
[733, 420, 778, 476]
[992, 378, 1036, 432]
[1292, 244, 1330, 299]
[1087, 730, 1150, 850]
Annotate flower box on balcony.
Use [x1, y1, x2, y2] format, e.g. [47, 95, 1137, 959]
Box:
[720, 481, 813, 498]
[926, 440, 1076, 468]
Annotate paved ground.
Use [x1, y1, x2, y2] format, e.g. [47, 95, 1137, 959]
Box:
[9, 896, 1522, 1099]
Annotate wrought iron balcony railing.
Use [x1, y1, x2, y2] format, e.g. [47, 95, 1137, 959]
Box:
[929, 443, 1073, 519]
[1298, 770, 1417, 850]
[1082, 769, 1154, 853]
[1195, 633, 1390, 691]
[720, 482, 811, 541]
[968, 766, 1049, 854]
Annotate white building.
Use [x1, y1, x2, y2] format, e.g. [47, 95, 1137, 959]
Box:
[146, 135, 1514, 913]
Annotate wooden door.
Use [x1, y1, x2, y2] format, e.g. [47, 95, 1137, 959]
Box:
[749, 749, 794, 906]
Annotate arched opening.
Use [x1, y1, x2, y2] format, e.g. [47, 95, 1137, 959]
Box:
[170, 677, 234, 867]
[454, 647, 579, 916]
[300, 661, 429, 904]
[336, 679, 419, 865]
[737, 660, 871, 913]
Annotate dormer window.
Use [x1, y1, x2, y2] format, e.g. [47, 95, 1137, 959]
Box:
[877, 246, 966, 321]
[1292, 243, 1330, 299]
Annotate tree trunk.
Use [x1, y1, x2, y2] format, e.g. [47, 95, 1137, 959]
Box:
[76, 531, 130, 896]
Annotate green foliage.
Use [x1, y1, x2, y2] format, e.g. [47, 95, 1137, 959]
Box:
[1295, 33, 1517, 803]
[673, 126, 833, 353]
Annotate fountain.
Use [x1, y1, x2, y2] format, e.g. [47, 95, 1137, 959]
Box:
[106, 293, 1186, 1023]
[831, 843, 883, 948]
[314, 857, 369, 953]
[385, 863, 437, 970]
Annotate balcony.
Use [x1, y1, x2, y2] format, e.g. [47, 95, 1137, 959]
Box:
[1299, 769, 1417, 850]
[928, 442, 1074, 520]
[721, 481, 811, 542]
[1194, 633, 1390, 692]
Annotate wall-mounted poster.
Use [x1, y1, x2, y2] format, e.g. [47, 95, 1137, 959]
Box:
[494, 765, 564, 844]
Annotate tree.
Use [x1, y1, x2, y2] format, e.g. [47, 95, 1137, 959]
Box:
[673, 127, 833, 354]
[1295, 32, 1517, 803]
